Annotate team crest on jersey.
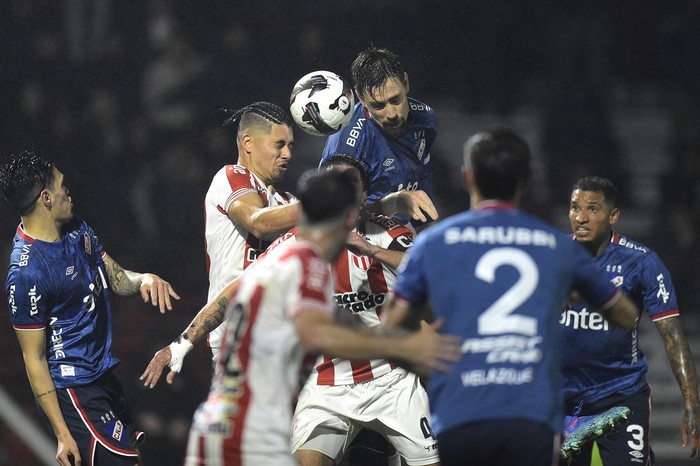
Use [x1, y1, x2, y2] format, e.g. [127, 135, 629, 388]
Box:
[417, 138, 426, 161]
[83, 232, 92, 255]
[611, 276, 624, 287]
[352, 253, 372, 271]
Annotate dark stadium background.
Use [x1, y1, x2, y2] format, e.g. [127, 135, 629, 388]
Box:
[1, 2, 699, 465]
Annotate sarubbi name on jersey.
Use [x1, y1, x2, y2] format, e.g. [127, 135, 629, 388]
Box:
[560, 308, 609, 331]
[461, 367, 534, 387]
[443, 226, 557, 248]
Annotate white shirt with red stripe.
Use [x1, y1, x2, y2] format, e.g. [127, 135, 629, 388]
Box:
[309, 212, 414, 385]
[186, 240, 333, 465]
[203, 164, 296, 351]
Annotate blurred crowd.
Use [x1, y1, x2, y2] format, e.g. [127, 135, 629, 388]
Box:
[2, 1, 700, 464]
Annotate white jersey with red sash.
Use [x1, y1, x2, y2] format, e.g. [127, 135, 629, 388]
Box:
[185, 240, 333, 466]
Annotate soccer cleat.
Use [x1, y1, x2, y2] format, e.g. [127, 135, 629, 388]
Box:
[560, 406, 632, 462]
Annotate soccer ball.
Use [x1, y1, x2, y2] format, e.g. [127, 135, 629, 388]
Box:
[289, 70, 354, 136]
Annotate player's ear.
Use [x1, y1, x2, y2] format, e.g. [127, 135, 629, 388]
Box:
[461, 165, 472, 191]
[609, 206, 620, 225]
[402, 72, 409, 94]
[40, 189, 51, 208]
[240, 133, 254, 154]
[354, 88, 366, 109]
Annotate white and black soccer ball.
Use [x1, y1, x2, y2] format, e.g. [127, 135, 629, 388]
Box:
[289, 70, 354, 136]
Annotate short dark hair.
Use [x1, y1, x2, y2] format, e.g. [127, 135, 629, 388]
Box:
[319, 154, 369, 192]
[0, 151, 54, 215]
[296, 169, 360, 224]
[463, 127, 531, 201]
[351, 47, 405, 99]
[221, 101, 293, 136]
[572, 176, 619, 208]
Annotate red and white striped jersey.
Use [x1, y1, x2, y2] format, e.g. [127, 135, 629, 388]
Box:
[311, 212, 414, 385]
[204, 164, 296, 350]
[193, 240, 333, 463]
[255, 212, 414, 385]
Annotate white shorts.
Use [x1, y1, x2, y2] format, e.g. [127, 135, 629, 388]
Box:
[291, 367, 439, 466]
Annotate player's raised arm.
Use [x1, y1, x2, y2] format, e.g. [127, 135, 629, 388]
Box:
[227, 191, 299, 240]
[140, 277, 240, 388]
[374, 189, 439, 224]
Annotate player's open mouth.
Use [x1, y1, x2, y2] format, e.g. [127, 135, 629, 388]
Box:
[575, 227, 590, 236]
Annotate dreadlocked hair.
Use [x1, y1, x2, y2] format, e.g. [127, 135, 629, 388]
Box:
[220, 102, 293, 130]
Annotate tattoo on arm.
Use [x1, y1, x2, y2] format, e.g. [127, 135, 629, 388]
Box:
[35, 388, 57, 399]
[103, 254, 141, 297]
[657, 317, 700, 406]
[186, 296, 229, 343]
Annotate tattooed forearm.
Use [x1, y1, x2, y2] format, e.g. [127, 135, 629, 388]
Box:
[657, 317, 700, 406]
[183, 296, 229, 345]
[103, 254, 141, 296]
[201, 296, 228, 333]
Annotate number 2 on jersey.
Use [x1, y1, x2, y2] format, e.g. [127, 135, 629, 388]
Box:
[475, 247, 539, 337]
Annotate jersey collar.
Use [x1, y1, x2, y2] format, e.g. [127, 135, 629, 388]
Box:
[475, 200, 517, 211]
[17, 224, 36, 243]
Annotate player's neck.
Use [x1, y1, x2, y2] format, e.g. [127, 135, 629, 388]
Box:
[591, 231, 613, 257]
[296, 224, 345, 262]
[21, 214, 62, 242]
[238, 156, 274, 186]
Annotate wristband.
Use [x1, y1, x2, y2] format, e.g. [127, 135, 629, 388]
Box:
[168, 336, 194, 373]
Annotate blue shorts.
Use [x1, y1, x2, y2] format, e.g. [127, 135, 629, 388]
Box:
[437, 419, 559, 466]
[51, 370, 144, 466]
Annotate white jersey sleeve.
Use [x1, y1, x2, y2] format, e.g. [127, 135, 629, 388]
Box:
[203, 164, 297, 351]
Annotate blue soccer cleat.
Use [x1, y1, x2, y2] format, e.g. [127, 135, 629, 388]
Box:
[560, 406, 632, 462]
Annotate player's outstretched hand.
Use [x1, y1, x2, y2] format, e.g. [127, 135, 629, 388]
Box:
[56, 434, 81, 466]
[401, 319, 461, 378]
[140, 346, 178, 388]
[396, 190, 439, 223]
[680, 406, 700, 458]
[140, 273, 181, 313]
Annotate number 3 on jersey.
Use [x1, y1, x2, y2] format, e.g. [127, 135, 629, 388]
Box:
[475, 247, 539, 337]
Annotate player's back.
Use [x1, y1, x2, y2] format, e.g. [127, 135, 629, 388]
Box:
[403, 203, 614, 435]
[199, 239, 333, 459]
